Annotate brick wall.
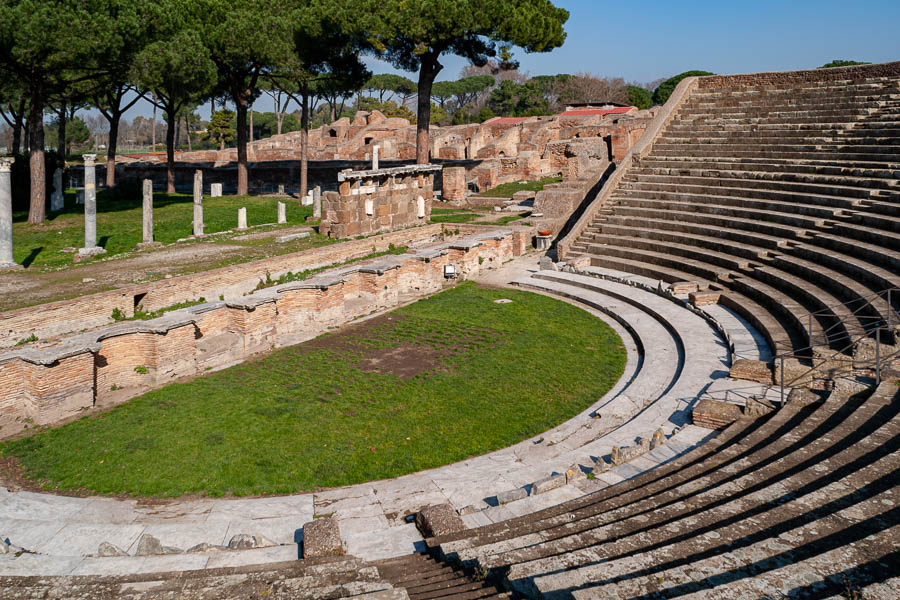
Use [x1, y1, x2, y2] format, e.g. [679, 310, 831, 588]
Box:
[323, 165, 441, 239]
[0, 228, 525, 438]
[0, 224, 445, 349]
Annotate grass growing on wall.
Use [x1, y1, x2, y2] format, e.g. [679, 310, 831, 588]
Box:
[2, 283, 626, 498]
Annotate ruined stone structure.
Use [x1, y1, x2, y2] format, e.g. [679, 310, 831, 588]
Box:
[118, 107, 653, 199]
[2, 62, 899, 600]
[0, 226, 527, 435]
[321, 164, 440, 238]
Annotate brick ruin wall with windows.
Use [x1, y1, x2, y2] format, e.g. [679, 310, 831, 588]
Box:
[115, 109, 655, 199]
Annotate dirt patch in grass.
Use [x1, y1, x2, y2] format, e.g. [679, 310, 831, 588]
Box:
[302, 313, 501, 379]
[1, 282, 625, 498]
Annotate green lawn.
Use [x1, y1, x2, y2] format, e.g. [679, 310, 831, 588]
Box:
[12, 184, 313, 269]
[475, 176, 563, 198]
[2, 283, 625, 497]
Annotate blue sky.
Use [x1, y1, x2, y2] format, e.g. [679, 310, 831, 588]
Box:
[103, 0, 900, 120]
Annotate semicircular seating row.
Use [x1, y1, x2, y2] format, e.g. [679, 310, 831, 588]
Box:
[0, 269, 736, 574]
[567, 73, 900, 360]
[426, 380, 900, 599]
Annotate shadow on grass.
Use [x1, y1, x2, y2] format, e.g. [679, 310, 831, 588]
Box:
[21, 246, 43, 268]
[12, 184, 196, 223]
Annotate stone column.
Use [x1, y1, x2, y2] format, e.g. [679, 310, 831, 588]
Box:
[0, 157, 17, 268]
[372, 145, 380, 171]
[193, 170, 204, 236]
[277, 201, 286, 224]
[313, 186, 322, 219]
[142, 179, 154, 243]
[78, 154, 105, 259]
[51, 168, 64, 211]
[237, 207, 248, 230]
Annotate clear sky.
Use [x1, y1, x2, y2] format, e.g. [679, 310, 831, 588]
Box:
[95, 0, 900, 120]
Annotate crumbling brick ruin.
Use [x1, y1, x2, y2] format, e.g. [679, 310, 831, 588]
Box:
[116, 107, 654, 199]
[320, 164, 440, 238]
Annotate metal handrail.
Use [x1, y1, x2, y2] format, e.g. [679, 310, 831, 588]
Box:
[775, 287, 900, 403]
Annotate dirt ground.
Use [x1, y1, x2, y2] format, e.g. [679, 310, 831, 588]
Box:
[0, 226, 317, 312]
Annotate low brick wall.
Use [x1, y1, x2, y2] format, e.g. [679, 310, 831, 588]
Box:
[0, 228, 524, 438]
[0, 225, 446, 349]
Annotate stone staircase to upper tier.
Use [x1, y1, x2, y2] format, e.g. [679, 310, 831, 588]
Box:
[562, 65, 900, 369]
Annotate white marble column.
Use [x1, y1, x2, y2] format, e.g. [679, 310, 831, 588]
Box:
[313, 186, 322, 219]
[0, 157, 17, 268]
[193, 170, 204, 236]
[237, 207, 248, 230]
[78, 154, 105, 258]
[142, 179, 154, 243]
[277, 201, 286, 224]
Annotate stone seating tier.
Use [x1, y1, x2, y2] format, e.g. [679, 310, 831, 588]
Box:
[428, 381, 899, 599]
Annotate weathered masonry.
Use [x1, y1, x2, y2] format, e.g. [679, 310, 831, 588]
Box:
[0, 227, 528, 437]
[321, 164, 441, 239]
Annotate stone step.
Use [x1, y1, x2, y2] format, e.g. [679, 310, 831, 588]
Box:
[650, 148, 900, 163]
[659, 133, 900, 147]
[0, 555, 393, 598]
[576, 255, 798, 354]
[608, 195, 831, 231]
[616, 180, 869, 213]
[432, 412, 768, 555]
[691, 81, 900, 97]
[445, 396, 830, 570]
[806, 230, 900, 274]
[530, 385, 900, 598]
[500, 387, 888, 584]
[621, 172, 889, 201]
[639, 155, 900, 176]
[585, 224, 896, 333]
[580, 241, 841, 349]
[665, 121, 900, 133]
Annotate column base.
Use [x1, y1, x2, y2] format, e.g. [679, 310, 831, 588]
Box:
[136, 241, 163, 250]
[0, 261, 22, 270]
[74, 247, 107, 262]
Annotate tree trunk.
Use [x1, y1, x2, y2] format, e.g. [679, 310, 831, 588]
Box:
[416, 56, 442, 165]
[106, 113, 119, 187]
[165, 106, 176, 194]
[300, 86, 309, 200]
[27, 88, 46, 224]
[151, 98, 157, 152]
[235, 93, 249, 196]
[185, 116, 192, 152]
[58, 101, 67, 162]
[249, 104, 254, 143]
[12, 119, 22, 155]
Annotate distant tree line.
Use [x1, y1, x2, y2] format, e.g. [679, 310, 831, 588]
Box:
[0, 0, 570, 224]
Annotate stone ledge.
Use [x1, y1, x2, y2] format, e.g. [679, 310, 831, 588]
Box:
[302, 517, 343, 558]
[692, 398, 743, 430]
[337, 164, 443, 181]
[415, 504, 466, 538]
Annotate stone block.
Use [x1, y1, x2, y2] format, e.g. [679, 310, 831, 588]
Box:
[650, 427, 666, 449]
[669, 281, 699, 294]
[565, 464, 587, 484]
[690, 291, 721, 307]
[415, 503, 466, 538]
[302, 517, 343, 558]
[730, 359, 774, 384]
[611, 443, 648, 466]
[210, 183, 223, 197]
[496, 487, 527, 504]
[593, 456, 612, 473]
[275, 232, 310, 243]
[531, 473, 566, 495]
[692, 398, 743, 430]
[745, 395, 776, 418]
[787, 387, 822, 407]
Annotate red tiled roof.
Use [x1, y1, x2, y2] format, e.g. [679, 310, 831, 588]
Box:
[557, 106, 636, 117]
